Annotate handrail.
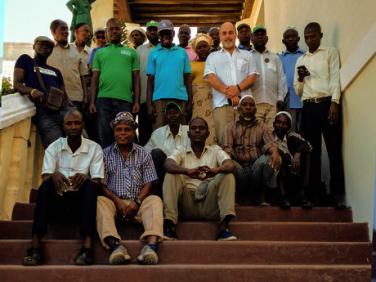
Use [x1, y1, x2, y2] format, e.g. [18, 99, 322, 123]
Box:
[0, 93, 36, 130]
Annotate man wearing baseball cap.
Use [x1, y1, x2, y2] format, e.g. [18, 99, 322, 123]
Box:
[137, 20, 160, 145]
[96, 111, 164, 265]
[146, 19, 192, 130]
[13, 35, 67, 148]
[237, 23, 252, 51]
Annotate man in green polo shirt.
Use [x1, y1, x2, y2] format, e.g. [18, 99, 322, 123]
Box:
[90, 17, 140, 148]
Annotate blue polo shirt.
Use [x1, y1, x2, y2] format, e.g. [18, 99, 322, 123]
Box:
[146, 43, 191, 101]
[280, 49, 304, 109]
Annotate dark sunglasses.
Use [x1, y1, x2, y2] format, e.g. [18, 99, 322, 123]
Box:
[96, 35, 105, 39]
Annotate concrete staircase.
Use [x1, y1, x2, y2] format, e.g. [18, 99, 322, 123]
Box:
[0, 198, 372, 282]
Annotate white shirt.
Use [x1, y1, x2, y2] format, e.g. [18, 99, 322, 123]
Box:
[293, 46, 341, 104]
[168, 144, 230, 189]
[204, 48, 258, 109]
[137, 42, 156, 104]
[250, 49, 287, 105]
[42, 137, 104, 179]
[145, 124, 190, 156]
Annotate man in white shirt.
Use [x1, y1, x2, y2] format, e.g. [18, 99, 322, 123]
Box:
[145, 102, 189, 197]
[250, 25, 287, 129]
[204, 22, 258, 145]
[293, 22, 346, 209]
[23, 109, 104, 266]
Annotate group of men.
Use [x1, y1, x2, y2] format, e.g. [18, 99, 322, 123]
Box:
[14, 16, 347, 266]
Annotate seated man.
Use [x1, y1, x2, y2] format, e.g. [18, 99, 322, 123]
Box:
[222, 95, 281, 205]
[273, 111, 313, 209]
[163, 117, 237, 241]
[96, 112, 163, 265]
[145, 102, 189, 197]
[23, 109, 103, 266]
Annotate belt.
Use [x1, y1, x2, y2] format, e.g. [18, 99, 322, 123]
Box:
[303, 96, 332, 104]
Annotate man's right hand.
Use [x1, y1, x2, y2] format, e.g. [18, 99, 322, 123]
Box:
[30, 89, 45, 103]
[297, 65, 310, 82]
[89, 103, 97, 113]
[186, 167, 203, 179]
[51, 172, 70, 195]
[114, 198, 129, 219]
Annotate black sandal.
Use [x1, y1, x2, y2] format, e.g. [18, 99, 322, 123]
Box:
[23, 247, 44, 266]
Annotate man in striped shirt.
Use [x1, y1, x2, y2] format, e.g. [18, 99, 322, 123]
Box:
[96, 112, 163, 265]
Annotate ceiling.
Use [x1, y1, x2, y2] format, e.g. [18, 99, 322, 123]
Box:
[114, 0, 254, 27]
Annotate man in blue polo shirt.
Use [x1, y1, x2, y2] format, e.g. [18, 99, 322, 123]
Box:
[146, 20, 192, 130]
[280, 27, 305, 133]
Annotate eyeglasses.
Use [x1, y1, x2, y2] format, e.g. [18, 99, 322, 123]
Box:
[96, 35, 105, 39]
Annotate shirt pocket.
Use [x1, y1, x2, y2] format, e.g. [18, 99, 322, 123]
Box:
[236, 58, 248, 73]
[266, 60, 277, 72]
[132, 162, 144, 186]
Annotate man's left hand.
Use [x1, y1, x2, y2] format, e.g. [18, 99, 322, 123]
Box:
[123, 200, 139, 219]
[200, 166, 219, 179]
[328, 102, 339, 124]
[69, 173, 88, 190]
[224, 85, 240, 98]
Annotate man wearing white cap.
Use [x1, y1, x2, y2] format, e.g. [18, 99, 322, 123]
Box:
[129, 27, 147, 49]
[273, 111, 313, 209]
[222, 95, 281, 205]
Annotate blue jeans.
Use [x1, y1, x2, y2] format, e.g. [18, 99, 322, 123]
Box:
[96, 98, 133, 148]
[35, 108, 64, 148]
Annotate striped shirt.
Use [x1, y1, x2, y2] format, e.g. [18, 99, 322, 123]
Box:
[204, 48, 258, 109]
[103, 143, 157, 200]
[222, 119, 277, 167]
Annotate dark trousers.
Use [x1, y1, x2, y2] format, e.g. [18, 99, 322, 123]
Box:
[302, 100, 345, 199]
[150, 148, 167, 198]
[96, 98, 133, 148]
[32, 178, 98, 238]
[35, 110, 64, 148]
[138, 102, 153, 146]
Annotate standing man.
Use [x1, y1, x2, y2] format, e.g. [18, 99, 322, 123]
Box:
[96, 112, 163, 265]
[280, 27, 305, 133]
[250, 25, 287, 129]
[88, 27, 107, 68]
[294, 22, 346, 209]
[163, 117, 237, 241]
[178, 24, 197, 61]
[128, 27, 147, 49]
[48, 19, 86, 110]
[13, 36, 67, 148]
[204, 22, 258, 145]
[208, 27, 221, 52]
[89, 18, 140, 148]
[23, 109, 103, 266]
[146, 20, 192, 129]
[137, 20, 159, 145]
[237, 23, 252, 51]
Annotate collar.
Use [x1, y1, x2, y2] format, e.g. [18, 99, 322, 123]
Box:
[165, 124, 183, 139]
[186, 144, 210, 156]
[54, 41, 70, 49]
[251, 48, 270, 54]
[73, 42, 91, 54]
[219, 46, 240, 54]
[281, 48, 304, 56]
[61, 136, 88, 154]
[273, 131, 288, 143]
[236, 117, 259, 128]
[108, 42, 123, 47]
[238, 44, 252, 51]
[304, 45, 327, 55]
[155, 43, 179, 51]
[147, 42, 156, 48]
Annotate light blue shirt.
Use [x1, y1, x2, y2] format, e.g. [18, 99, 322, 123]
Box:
[146, 43, 191, 101]
[280, 48, 304, 109]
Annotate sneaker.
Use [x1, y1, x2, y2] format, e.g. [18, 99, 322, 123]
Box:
[109, 245, 131, 265]
[137, 245, 158, 265]
[217, 229, 237, 241]
[74, 247, 94, 265]
[23, 247, 43, 266]
[163, 227, 177, 240]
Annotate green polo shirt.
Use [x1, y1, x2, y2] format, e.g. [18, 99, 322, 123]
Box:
[93, 44, 140, 102]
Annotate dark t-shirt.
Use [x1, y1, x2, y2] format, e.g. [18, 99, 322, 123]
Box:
[15, 54, 64, 92]
[15, 54, 65, 113]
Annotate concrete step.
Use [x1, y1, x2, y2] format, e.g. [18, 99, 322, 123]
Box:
[0, 220, 369, 242]
[0, 240, 371, 265]
[12, 202, 353, 222]
[0, 264, 371, 282]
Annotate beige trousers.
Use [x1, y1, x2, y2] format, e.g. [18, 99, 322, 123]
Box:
[255, 103, 276, 130]
[212, 105, 236, 146]
[96, 195, 164, 249]
[163, 173, 236, 224]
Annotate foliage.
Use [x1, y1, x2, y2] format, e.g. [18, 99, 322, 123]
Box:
[1, 77, 14, 96]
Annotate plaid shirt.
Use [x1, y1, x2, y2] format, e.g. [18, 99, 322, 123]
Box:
[103, 143, 157, 200]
